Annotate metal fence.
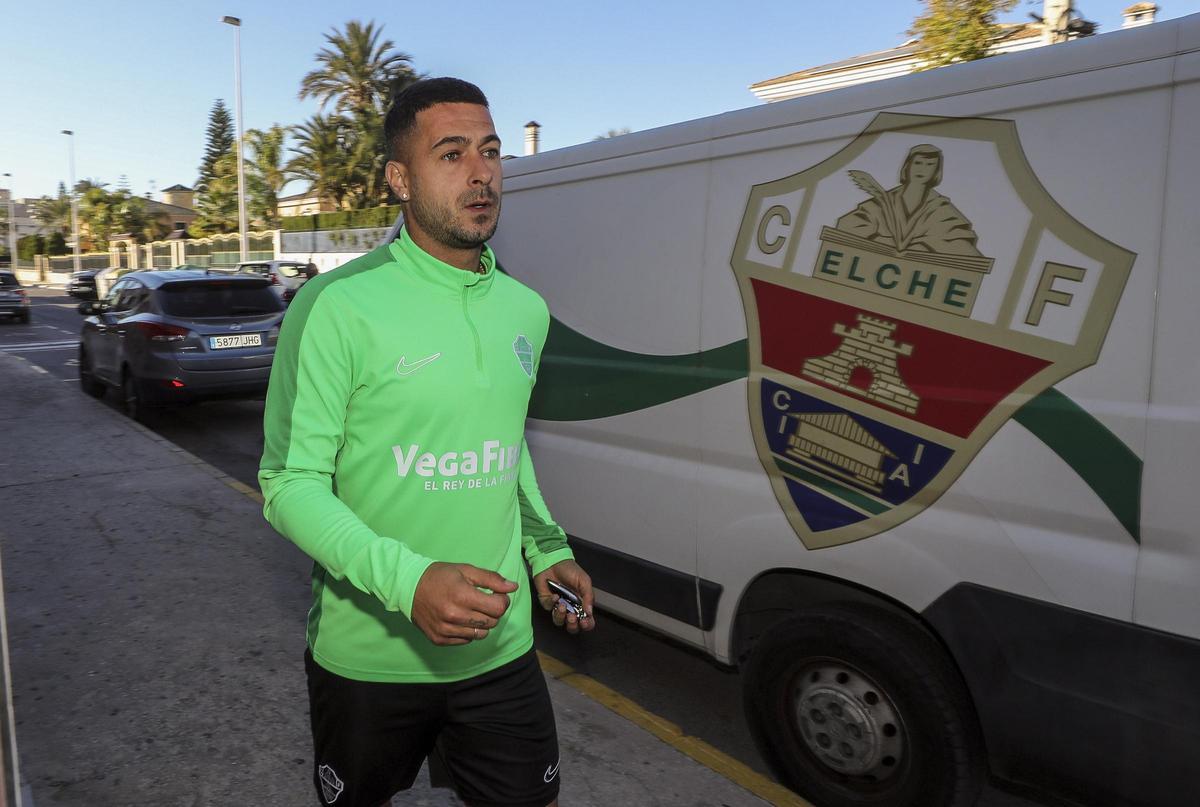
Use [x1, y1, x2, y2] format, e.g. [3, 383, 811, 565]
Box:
[151, 243, 173, 269]
[48, 253, 111, 273]
[180, 233, 274, 267]
[281, 226, 390, 254]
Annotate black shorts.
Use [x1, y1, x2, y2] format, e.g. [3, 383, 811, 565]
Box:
[305, 648, 560, 807]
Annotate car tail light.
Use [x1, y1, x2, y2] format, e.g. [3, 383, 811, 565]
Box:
[270, 272, 281, 285]
[135, 321, 190, 342]
[14, 289, 26, 297]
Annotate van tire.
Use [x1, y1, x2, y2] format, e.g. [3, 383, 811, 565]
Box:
[742, 603, 984, 807]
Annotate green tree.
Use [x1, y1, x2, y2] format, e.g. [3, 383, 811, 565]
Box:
[45, 231, 67, 256]
[287, 114, 354, 211]
[73, 182, 153, 248]
[296, 20, 419, 209]
[909, 0, 1018, 70]
[197, 99, 235, 193]
[193, 152, 240, 234]
[33, 183, 74, 236]
[18, 234, 47, 261]
[298, 20, 418, 118]
[245, 125, 289, 228]
[341, 106, 391, 209]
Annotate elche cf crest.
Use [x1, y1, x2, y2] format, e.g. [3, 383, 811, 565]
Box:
[731, 113, 1134, 549]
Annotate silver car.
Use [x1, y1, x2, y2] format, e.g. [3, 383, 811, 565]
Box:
[76, 269, 285, 420]
[232, 260, 316, 303]
[0, 271, 31, 323]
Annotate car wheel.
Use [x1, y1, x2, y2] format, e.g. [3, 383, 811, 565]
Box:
[78, 347, 105, 399]
[17, 310, 30, 324]
[121, 370, 152, 422]
[742, 603, 985, 807]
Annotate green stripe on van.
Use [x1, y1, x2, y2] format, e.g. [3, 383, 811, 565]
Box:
[529, 329, 1142, 543]
[1012, 388, 1142, 543]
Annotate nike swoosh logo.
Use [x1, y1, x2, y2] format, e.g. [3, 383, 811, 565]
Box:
[396, 353, 441, 376]
[543, 761, 560, 782]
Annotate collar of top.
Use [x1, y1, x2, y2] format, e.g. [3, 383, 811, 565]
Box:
[389, 227, 495, 297]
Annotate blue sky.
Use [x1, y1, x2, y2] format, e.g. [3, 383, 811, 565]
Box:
[3, 0, 1197, 200]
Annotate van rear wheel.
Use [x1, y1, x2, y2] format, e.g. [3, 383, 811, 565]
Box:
[742, 604, 984, 807]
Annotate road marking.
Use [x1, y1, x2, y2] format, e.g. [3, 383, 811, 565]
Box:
[98, 404, 812, 807]
[536, 653, 813, 806]
[0, 340, 78, 353]
[26, 364, 48, 375]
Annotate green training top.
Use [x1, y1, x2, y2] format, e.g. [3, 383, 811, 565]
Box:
[259, 229, 574, 683]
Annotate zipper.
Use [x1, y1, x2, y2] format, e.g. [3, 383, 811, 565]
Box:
[461, 285, 484, 376]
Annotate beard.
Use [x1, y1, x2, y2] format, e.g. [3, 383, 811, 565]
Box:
[406, 186, 501, 250]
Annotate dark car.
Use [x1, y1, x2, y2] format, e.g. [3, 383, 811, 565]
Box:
[0, 271, 31, 323]
[68, 269, 99, 299]
[76, 269, 285, 420]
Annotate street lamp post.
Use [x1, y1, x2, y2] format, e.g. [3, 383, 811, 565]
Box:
[1, 173, 16, 272]
[221, 15, 249, 263]
[61, 130, 82, 274]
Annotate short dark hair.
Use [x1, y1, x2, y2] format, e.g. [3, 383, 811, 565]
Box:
[385, 77, 489, 161]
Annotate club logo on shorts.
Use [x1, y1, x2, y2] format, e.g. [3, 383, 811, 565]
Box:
[544, 758, 560, 782]
[318, 763, 344, 803]
[731, 112, 1134, 550]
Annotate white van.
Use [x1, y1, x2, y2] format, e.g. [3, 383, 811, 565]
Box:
[489, 14, 1200, 807]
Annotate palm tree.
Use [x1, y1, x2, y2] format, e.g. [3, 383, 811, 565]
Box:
[287, 114, 354, 211]
[299, 20, 418, 118]
[245, 125, 289, 227]
[33, 183, 74, 236]
[341, 106, 392, 209]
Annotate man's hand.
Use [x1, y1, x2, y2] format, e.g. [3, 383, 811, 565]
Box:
[534, 559, 596, 634]
[411, 562, 518, 646]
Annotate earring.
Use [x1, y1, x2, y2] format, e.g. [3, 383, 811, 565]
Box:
[400, 193, 409, 201]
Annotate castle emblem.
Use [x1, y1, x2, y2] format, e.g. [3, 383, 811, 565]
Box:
[802, 315, 918, 414]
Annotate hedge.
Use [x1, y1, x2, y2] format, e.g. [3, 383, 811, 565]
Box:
[281, 205, 402, 233]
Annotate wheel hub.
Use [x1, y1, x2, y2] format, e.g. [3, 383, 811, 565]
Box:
[793, 663, 904, 780]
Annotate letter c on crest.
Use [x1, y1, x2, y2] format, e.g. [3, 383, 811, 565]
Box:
[756, 205, 791, 255]
[772, 389, 792, 411]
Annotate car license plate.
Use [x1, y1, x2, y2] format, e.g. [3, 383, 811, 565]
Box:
[209, 333, 262, 349]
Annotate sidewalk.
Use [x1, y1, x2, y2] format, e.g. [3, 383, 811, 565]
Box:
[0, 351, 781, 806]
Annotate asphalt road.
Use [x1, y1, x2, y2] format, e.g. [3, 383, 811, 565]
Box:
[2, 287, 1048, 807]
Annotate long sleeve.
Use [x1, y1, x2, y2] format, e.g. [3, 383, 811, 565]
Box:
[258, 291, 434, 619]
[517, 438, 575, 575]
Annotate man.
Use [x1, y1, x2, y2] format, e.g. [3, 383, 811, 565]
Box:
[259, 77, 595, 807]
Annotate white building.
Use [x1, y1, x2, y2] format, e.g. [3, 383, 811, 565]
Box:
[749, 2, 1157, 104]
[0, 190, 51, 255]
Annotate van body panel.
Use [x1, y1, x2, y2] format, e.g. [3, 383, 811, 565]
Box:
[492, 16, 1200, 805]
[1136, 73, 1200, 639]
